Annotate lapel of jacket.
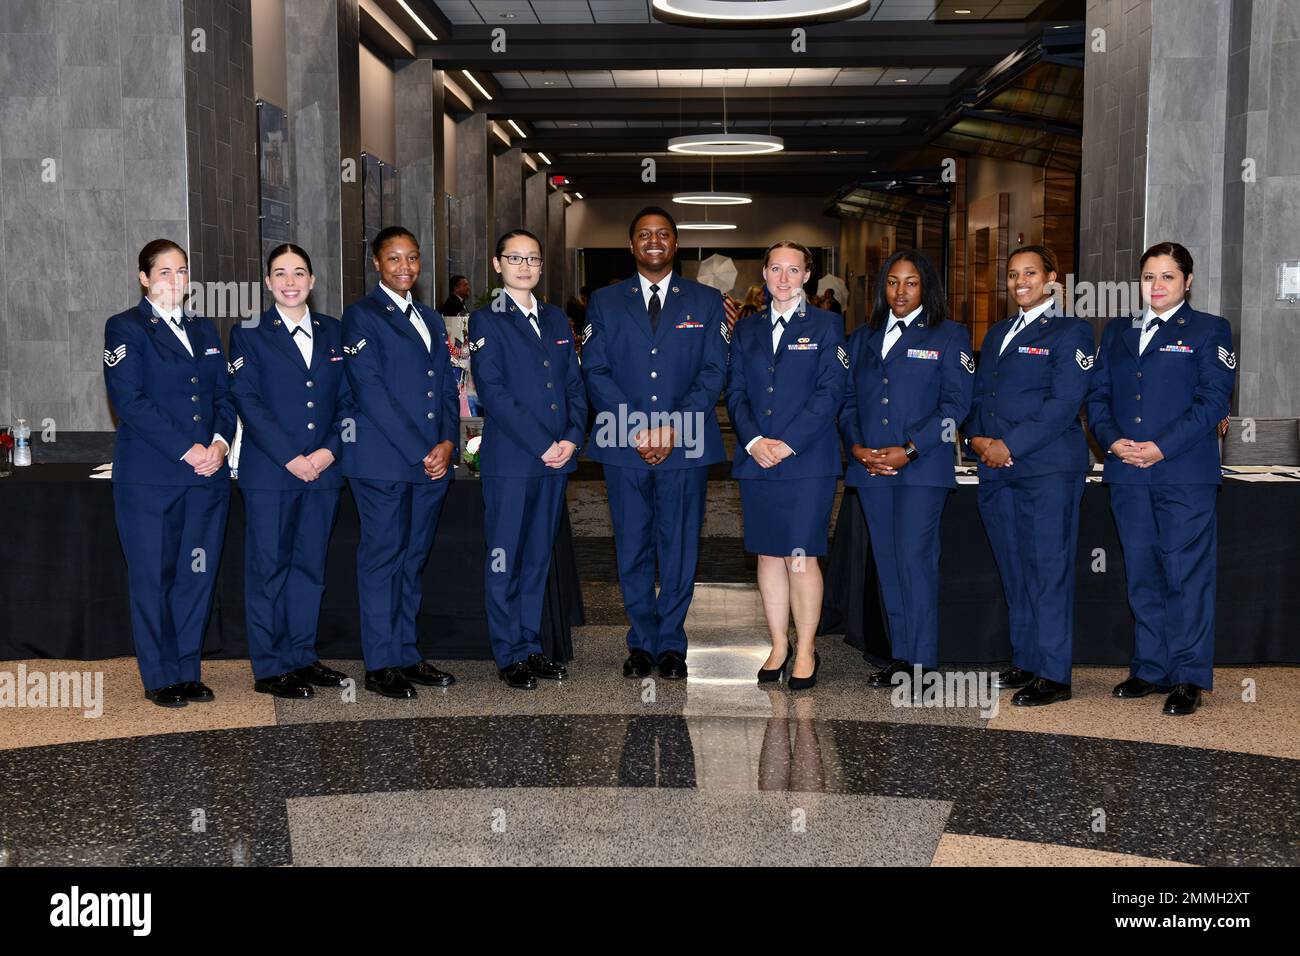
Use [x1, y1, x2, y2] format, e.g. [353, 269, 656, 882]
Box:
[652, 276, 688, 346]
[883, 309, 927, 366]
[622, 275, 655, 342]
[263, 307, 311, 373]
[141, 298, 197, 362]
[373, 284, 430, 353]
[501, 291, 549, 358]
[1140, 301, 1192, 362]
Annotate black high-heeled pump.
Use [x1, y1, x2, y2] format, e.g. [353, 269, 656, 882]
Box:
[757, 645, 794, 683]
[788, 652, 820, 691]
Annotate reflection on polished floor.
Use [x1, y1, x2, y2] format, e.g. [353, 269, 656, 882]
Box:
[2, 623, 1298, 866]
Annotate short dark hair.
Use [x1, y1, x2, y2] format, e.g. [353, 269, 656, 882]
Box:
[138, 238, 187, 275]
[371, 226, 419, 258]
[1139, 241, 1194, 278]
[629, 205, 677, 240]
[495, 229, 542, 257]
[450, 274, 468, 290]
[266, 242, 313, 275]
[868, 249, 951, 331]
[1007, 244, 1058, 276]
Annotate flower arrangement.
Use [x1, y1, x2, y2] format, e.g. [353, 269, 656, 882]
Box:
[464, 434, 481, 474]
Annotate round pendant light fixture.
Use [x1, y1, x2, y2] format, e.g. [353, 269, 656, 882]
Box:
[667, 132, 783, 155]
[652, 0, 870, 25]
[672, 191, 752, 205]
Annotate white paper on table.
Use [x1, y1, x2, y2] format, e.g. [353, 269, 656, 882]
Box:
[90, 471, 112, 479]
[956, 475, 980, 484]
[93, 463, 112, 471]
[1225, 473, 1300, 482]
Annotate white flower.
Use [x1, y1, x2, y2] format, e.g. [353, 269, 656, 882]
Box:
[465, 435, 482, 455]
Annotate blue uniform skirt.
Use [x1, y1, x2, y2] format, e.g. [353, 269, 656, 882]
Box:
[739, 476, 837, 557]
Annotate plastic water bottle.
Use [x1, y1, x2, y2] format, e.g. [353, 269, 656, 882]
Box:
[13, 419, 31, 467]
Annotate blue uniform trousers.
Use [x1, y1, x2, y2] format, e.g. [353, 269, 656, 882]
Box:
[241, 487, 340, 680]
[113, 481, 230, 690]
[860, 484, 949, 669]
[481, 474, 567, 668]
[1109, 483, 1218, 690]
[604, 463, 709, 656]
[977, 474, 1083, 684]
[350, 477, 450, 670]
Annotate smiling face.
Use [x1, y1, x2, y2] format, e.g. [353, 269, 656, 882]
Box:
[885, 258, 922, 318]
[265, 251, 315, 313]
[629, 214, 677, 280]
[764, 248, 809, 308]
[373, 235, 420, 294]
[139, 249, 189, 312]
[493, 234, 542, 297]
[1006, 252, 1056, 311]
[1141, 254, 1192, 313]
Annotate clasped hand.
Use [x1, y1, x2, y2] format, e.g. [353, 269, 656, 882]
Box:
[851, 444, 909, 476]
[751, 437, 794, 469]
[1110, 439, 1164, 468]
[968, 436, 1014, 469]
[184, 440, 228, 477]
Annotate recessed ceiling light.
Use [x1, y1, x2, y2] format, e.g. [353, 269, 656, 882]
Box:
[507, 119, 527, 138]
[574, 192, 583, 199]
[396, 0, 437, 40]
[537, 152, 552, 164]
[501, 11, 516, 17]
[894, 78, 908, 83]
[1053, 24, 1070, 29]
[462, 70, 492, 101]
[954, 8, 972, 13]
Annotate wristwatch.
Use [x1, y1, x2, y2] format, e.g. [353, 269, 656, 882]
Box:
[903, 440, 919, 462]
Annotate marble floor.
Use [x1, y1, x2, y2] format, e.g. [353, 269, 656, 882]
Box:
[2, 624, 1298, 866]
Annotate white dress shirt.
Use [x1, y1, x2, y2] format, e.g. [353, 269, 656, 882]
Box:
[277, 306, 313, 366]
[506, 290, 542, 337]
[1138, 302, 1183, 354]
[999, 297, 1053, 355]
[881, 304, 923, 359]
[746, 300, 803, 456]
[638, 272, 672, 313]
[381, 282, 431, 351]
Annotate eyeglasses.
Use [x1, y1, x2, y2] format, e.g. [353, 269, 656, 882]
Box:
[502, 254, 543, 266]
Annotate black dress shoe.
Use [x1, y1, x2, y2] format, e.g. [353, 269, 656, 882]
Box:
[401, 661, 455, 687]
[144, 684, 188, 708]
[499, 661, 538, 690]
[364, 667, 417, 699]
[1113, 676, 1172, 698]
[525, 653, 568, 680]
[180, 680, 215, 702]
[996, 666, 1036, 688]
[1012, 677, 1072, 707]
[294, 661, 348, 687]
[622, 649, 654, 678]
[1163, 683, 1201, 716]
[867, 659, 911, 689]
[254, 672, 314, 699]
[657, 650, 688, 680]
[757, 645, 793, 683]
[787, 652, 820, 692]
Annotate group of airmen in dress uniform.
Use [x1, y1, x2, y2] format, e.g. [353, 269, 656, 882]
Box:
[104, 206, 1233, 717]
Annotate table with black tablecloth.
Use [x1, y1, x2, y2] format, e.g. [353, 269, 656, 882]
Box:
[820, 480, 1300, 666]
[0, 465, 584, 662]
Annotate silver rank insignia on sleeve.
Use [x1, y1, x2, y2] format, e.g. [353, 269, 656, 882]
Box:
[720, 320, 731, 344]
[582, 324, 593, 345]
[103, 344, 127, 367]
[960, 351, 975, 374]
[837, 345, 849, 369]
[1217, 345, 1237, 369]
[228, 356, 244, 374]
[1075, 348, 1095, 370]
[468, 337, 486, 352]
[342, 338, 367, 356]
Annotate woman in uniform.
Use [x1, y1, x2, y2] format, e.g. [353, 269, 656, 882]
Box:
[228, 243, 352, 699]
[1087, 241, 1235, 715]
[469, 229, 586, 690]
[966, 245, 1094, 706]
[726, 240, 848, 691]
[103, 239, 234, 707]
[841, 249, 973, 693]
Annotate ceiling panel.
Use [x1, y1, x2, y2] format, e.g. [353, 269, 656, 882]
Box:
[468, 1, 539, 23]
[611, 69, 660, 87]
[587, 0, 653, 22]
[533, 1, 598, 22]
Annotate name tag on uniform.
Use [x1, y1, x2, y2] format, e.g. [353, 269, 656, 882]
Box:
[786, 341, 819, 351]
[674, 321, 703, 329]
[204, 347, 221, 356]
[1018, 346, 1050, 356]
[907, 348, 940, 360]
[1159, 343, 1194, 353]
